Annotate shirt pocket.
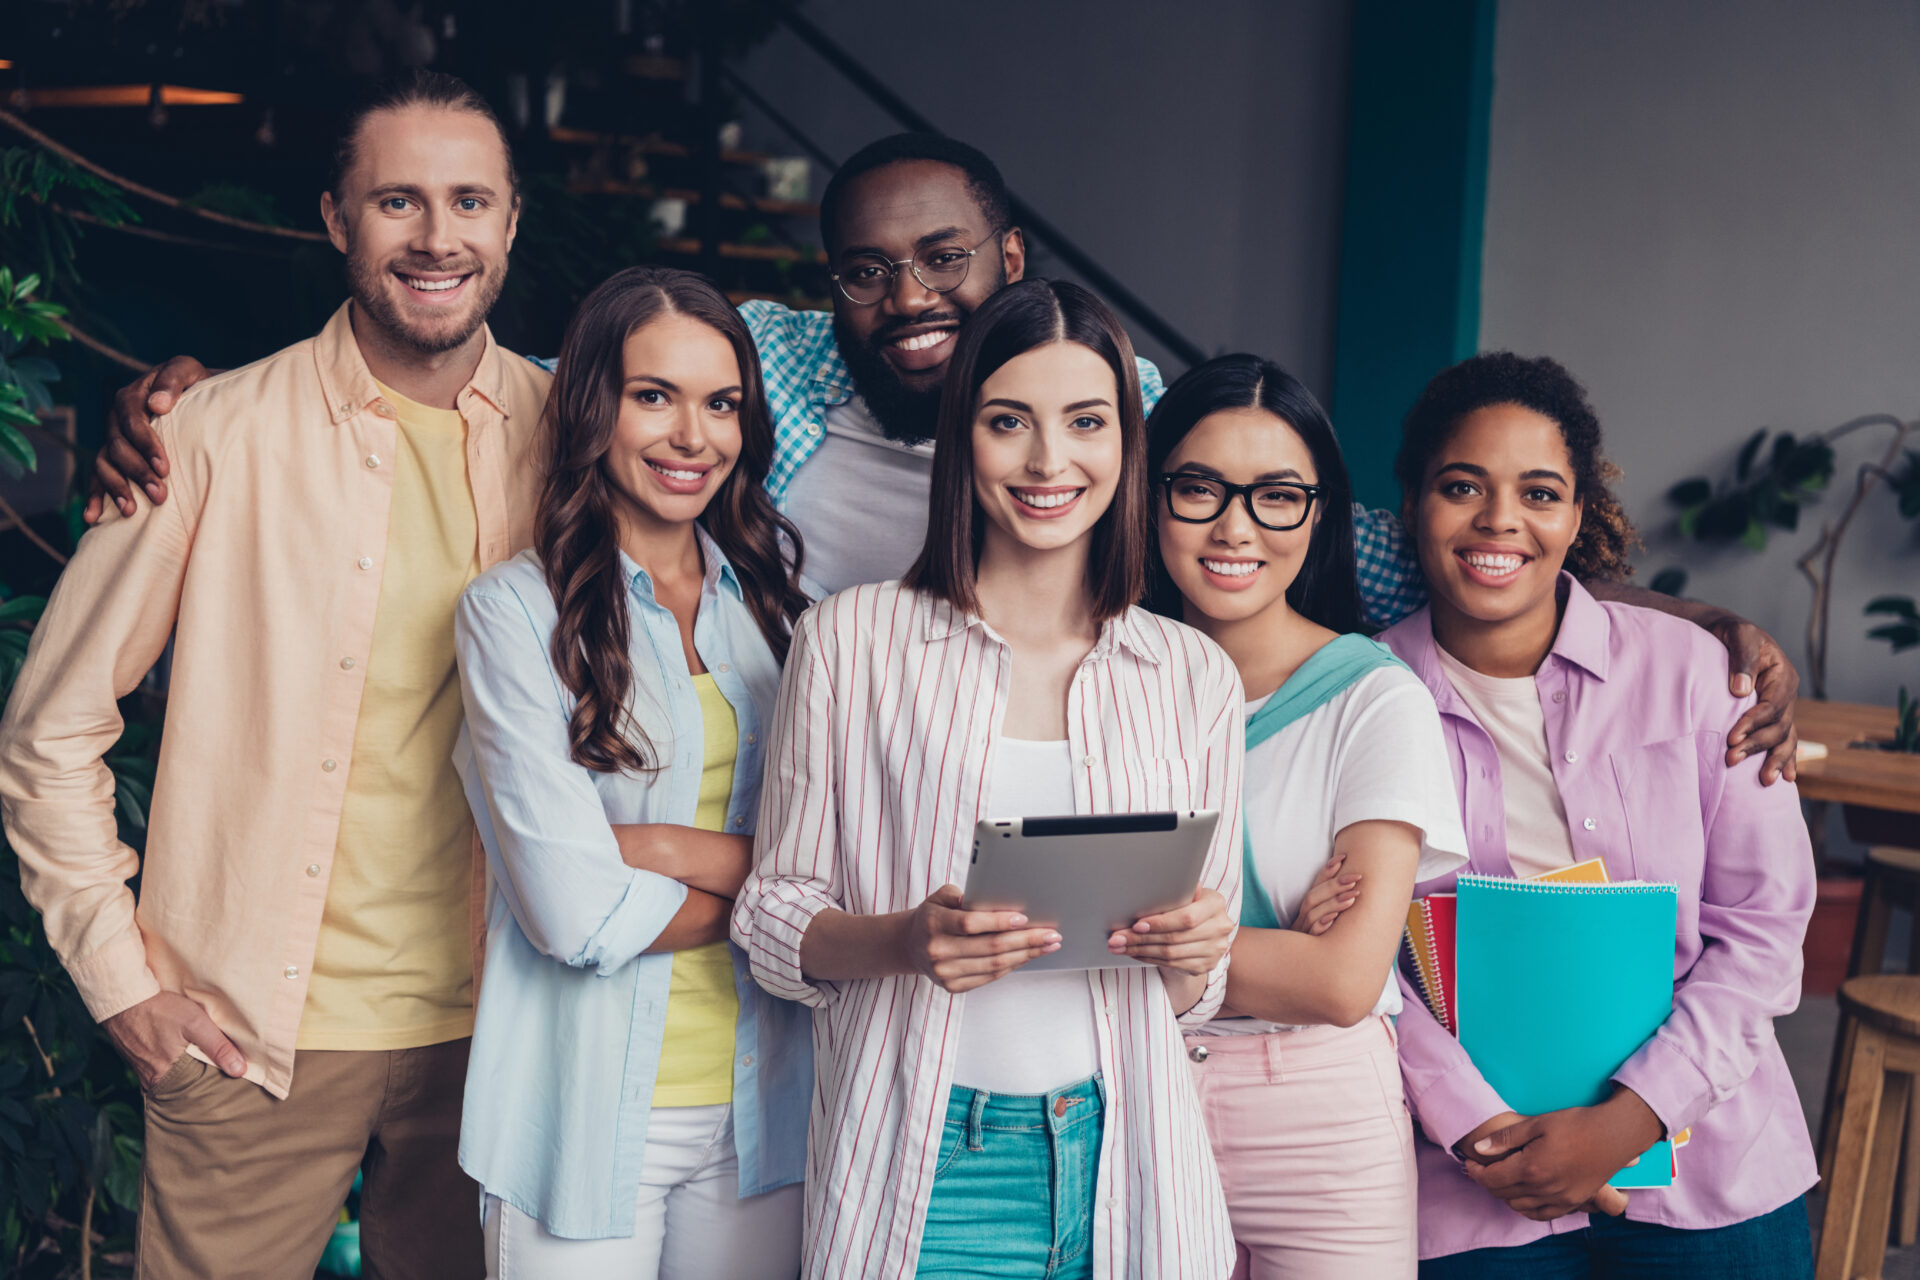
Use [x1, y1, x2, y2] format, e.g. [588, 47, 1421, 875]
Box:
[1607, 735, 1707, 886]
[1146, 756, 1203, 813]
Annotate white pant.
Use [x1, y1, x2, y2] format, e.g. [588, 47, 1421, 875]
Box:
[483, 1103, 803, 1280]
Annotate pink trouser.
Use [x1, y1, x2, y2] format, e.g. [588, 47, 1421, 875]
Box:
[1185, 1016, 1417, 1280]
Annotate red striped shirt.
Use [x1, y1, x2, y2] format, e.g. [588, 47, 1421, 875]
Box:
[732, 582, 1243, 1279]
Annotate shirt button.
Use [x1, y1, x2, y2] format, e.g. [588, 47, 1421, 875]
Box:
[1082, 754, 1098, 768]
[1584, 818, 1597, 831]
[284, 966, 300, 979]
[741, 1054, 754, 1067]
[365, 454, 381, 469]
[807, 424, 822, 437]
[321, 758, 337, 772]
[746, 733, 758, 746]
[1553, 691, 1567, 704]
[1078, 669, 1093, 682]
[732, 816, 746, 829]
[375, 402, 395, 419]
[358, 556, 374, 570]
[717, 663, 731, 674]
[1104, 1196, 1120, 1211]
[305, 864, 321, 877]
[339, 657, 355, 670]
[1564, 750, 1578, 764]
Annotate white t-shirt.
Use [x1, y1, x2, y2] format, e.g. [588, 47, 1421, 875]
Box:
[1434, 645, 1577, 881]
[1198, 664, 1469, 1037]
[951, 738, 1101, 1094]
[780, 396, 936, 595]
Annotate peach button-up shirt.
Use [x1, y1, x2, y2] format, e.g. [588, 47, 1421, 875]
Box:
[0, 302, 549, 1098]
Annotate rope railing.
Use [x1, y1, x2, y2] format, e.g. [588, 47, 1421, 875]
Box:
[0, 107, 329, 243]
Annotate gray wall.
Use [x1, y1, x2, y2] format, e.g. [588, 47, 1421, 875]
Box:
[1479, 0, 1920, 708]
[731, 0, 1352, 393]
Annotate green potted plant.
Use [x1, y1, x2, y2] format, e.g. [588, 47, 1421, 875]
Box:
[1664, 414, 1920, 991]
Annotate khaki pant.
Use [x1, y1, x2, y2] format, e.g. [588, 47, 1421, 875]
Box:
[137, 1038, 481, 1280]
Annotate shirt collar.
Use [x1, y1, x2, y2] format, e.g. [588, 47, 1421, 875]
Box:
[1385, 570, 1610, 712]
[918, 590, 1165, 666]
[311, 300, 515, 426]
[618, 524, 744, 604]
[814, 331, 857, 408]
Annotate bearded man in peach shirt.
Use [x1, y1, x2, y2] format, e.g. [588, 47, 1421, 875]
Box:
[0, 70, 549, 1279]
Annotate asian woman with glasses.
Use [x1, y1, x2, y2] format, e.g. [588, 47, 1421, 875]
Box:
[1147, 354, 1470, 1279]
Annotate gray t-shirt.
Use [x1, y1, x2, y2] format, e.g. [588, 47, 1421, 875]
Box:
[781, 397, 936, 595]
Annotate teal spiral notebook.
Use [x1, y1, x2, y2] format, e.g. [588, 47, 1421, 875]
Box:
[1455, 874, 1679, 1189]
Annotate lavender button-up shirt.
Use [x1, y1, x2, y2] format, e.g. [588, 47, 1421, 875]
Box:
[1379, 575, 1817, 1259]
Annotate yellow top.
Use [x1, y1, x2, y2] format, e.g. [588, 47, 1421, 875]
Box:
[298, 380, 481, 1050]
[652, 673, 742, 1106]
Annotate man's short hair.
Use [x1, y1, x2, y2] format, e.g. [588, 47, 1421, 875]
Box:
[328, 68, 519, 200]
[819, 133, 1012, 254]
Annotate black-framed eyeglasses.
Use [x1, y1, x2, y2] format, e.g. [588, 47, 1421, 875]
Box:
[830, 227, 1007, 305]
[1159, 471, 1324, 531]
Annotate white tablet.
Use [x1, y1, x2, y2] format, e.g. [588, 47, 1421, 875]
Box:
[962, 810, 1219, 971]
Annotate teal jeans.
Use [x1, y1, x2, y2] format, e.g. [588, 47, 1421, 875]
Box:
[916, 1073, 1106, 1279]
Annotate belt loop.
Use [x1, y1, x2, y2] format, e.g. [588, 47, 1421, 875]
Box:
[1266, 1033, 1283, 1085]
[967, 1087, 988, 1152]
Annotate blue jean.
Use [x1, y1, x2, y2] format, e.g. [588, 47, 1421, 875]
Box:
[1417, 1196, 1813, 1280]
[915, 1074, 1106, 1279]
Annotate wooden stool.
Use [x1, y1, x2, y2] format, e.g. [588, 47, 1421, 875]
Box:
[1818, 976, 1920, 1280]
[1820, 848, 1920, 1250]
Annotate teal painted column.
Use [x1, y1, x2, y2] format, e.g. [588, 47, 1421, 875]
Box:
[1331, 0, 1497, 511]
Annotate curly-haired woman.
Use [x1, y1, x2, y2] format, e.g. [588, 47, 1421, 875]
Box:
[451, 266, 813, 1278]
[1381, 353, 1816, 1279]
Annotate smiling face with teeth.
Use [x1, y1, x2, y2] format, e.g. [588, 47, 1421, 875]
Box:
[322, 104, 518, 369]
[969, 341, 1123, 561]
[1157, 407, 1322, 628]
[1411, 403, 1586, 664]
[602, 313, 745, 549]
[829, 160, 1024, 444]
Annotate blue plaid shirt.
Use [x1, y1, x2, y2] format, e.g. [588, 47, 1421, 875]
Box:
[535, 301, 1426, 626]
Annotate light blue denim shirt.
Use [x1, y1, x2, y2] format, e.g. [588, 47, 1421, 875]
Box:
[450, 534, 810, 1240]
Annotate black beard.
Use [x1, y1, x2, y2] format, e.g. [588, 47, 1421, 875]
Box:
[833, 310, 947, 446]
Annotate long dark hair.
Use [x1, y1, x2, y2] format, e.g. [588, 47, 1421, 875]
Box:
[1395, 352, 1638, 582]
[1145, 354, 1364, 633]
[903, 278, 1149, 622]
[537, 266, 809, 774]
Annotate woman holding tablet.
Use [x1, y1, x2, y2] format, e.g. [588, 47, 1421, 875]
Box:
[1380, 353, 1815, 1278]
[453, 267, 812, 1277]
[1147, 355, 1468, 1278]
[732, 279, 1242, 1280]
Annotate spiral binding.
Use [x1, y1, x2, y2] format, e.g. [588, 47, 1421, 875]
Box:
[1454, 873, 1677, 896]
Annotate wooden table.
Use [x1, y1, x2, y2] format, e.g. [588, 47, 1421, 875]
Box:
[1795, 699, 1920, 817]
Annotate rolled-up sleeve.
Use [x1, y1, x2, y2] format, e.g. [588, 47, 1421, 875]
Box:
[1176, 644, 1244, 1029]
[731, 608, 844, 1008]
[1611, 726, 1814, 1138]
[453, 584, 686, 975]
[0, 482, 191, 1023]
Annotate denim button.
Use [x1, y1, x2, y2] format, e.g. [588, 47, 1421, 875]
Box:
[1188, 1044, 1209, 1063]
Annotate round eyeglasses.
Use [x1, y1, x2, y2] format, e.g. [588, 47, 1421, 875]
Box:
[830, 227, 1007, 305]
[1160, 472, 1324, 532]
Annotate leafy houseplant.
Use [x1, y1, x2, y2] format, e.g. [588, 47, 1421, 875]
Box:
[1666, 416, 1920, 699]
[1864, 596, 1920, 755]
[0, 271, 152, 1277]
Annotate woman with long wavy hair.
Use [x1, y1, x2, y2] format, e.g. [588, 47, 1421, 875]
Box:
[451, 265, 813, 1278]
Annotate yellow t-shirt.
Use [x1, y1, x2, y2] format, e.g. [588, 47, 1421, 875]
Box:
[298, 381, 481, 1050]
[651, 674, 742, 1106]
